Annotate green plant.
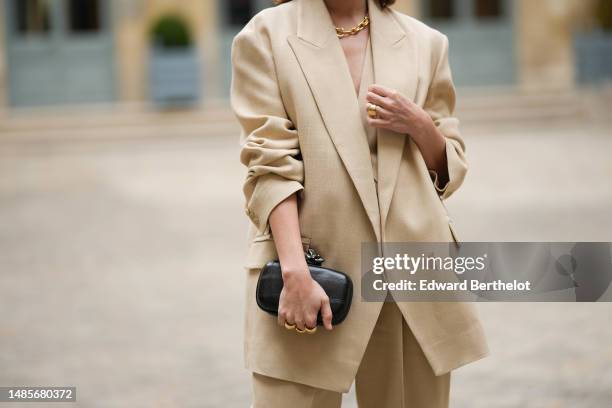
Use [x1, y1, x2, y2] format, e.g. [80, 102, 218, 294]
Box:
[596, 0, 612, 31]
[150, 14, 192, 48]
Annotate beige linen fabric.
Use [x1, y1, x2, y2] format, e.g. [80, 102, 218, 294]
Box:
[357, 36, 378, 182]
[251, 302, 450, 408]
[230, 0, 489, 394]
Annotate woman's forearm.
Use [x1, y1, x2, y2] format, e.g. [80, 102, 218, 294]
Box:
[412, 118, 449, 186]
[365, 84, 450, 186]
[268, 194, 309, 278]
[269, 193, 334, 331]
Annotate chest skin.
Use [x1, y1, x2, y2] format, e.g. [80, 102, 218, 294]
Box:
[338, 27, 371, 96]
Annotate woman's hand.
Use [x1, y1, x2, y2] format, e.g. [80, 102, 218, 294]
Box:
[366, 84, 449, 183]
[365, 84, 432, 138]
[267, 194, 333, 332]
[278, 267, 334, 331]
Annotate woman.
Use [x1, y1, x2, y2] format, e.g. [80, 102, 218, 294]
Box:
[230, 0, 489, 406]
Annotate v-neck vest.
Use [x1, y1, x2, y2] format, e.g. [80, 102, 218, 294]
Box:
[357, 36, 378, 183]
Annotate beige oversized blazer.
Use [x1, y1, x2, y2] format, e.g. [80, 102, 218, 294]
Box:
[230, 0, 489, 393]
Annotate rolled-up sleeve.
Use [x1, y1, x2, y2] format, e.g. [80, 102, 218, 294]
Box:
[230, 20, 304, 233]
[423, 33, 468, 200]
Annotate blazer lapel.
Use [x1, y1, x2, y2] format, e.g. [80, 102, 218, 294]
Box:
[287, 0, 381, 241]
[368, 0, 420, 237]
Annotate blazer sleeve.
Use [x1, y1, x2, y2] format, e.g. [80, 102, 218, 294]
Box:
[230, 21, 304, 233]
[423, 33, 468, 201]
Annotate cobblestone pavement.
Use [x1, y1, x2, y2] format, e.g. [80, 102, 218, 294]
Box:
[0, 115, 611, 407]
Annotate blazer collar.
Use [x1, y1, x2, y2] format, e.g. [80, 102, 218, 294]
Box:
[289, 0, 419, 241]
[297, 0, 406, 47]
[297, 0, 406, 48]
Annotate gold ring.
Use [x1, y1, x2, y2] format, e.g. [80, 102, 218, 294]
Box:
[367, 103, 378, 118]
[304, 326, 317, 334]
[295, 327, 306, 334]
[284, 322, 296, 330]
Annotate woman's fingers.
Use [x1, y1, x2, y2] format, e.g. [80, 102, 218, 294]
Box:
[368, 84, 395, 98]
[366, 91, 396, 126]
[294, 317, 306, 331]
[366, 91, 394, 112]
[367, 116, 391, 130]
[321, 298, 333, 331]
[284, 311, 296, 328]
[369, 105, 392, 121]
[278, 308, 287, 326]
[305, 313, 317, 330]
[278, 282, 332, 333]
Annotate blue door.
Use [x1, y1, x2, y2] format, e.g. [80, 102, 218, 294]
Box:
[4, 0, 115, 107]
[421, 0, 516, 86]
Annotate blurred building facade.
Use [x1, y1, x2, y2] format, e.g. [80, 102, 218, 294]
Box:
[0, 0, 607, 109]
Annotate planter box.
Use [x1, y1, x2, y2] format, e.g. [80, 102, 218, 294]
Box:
[574, 31, 612, 84]
[149, 47, 201, 107]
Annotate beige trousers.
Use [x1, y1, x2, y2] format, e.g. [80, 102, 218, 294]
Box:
[251, 301, 451, 408]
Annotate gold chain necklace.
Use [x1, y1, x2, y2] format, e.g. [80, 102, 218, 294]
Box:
[335, 15, 369, 38]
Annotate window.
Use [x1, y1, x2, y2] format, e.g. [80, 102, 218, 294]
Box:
[225, 0, 254, 27]
[474, 0, 503, 19]
[428, 0, 455, 20]
[15, 0, 52, 34]
[67, 0, 101, 32]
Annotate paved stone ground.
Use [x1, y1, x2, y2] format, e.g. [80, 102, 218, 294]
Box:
[0, 113, 611, 407]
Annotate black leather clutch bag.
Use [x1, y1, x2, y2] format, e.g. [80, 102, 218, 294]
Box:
[255, 248, 353, 326]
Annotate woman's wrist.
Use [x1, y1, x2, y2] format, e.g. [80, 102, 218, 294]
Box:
[408, 113, 437, 145]
[409, 116, 447, 171]
[281, 259, 310, 281]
